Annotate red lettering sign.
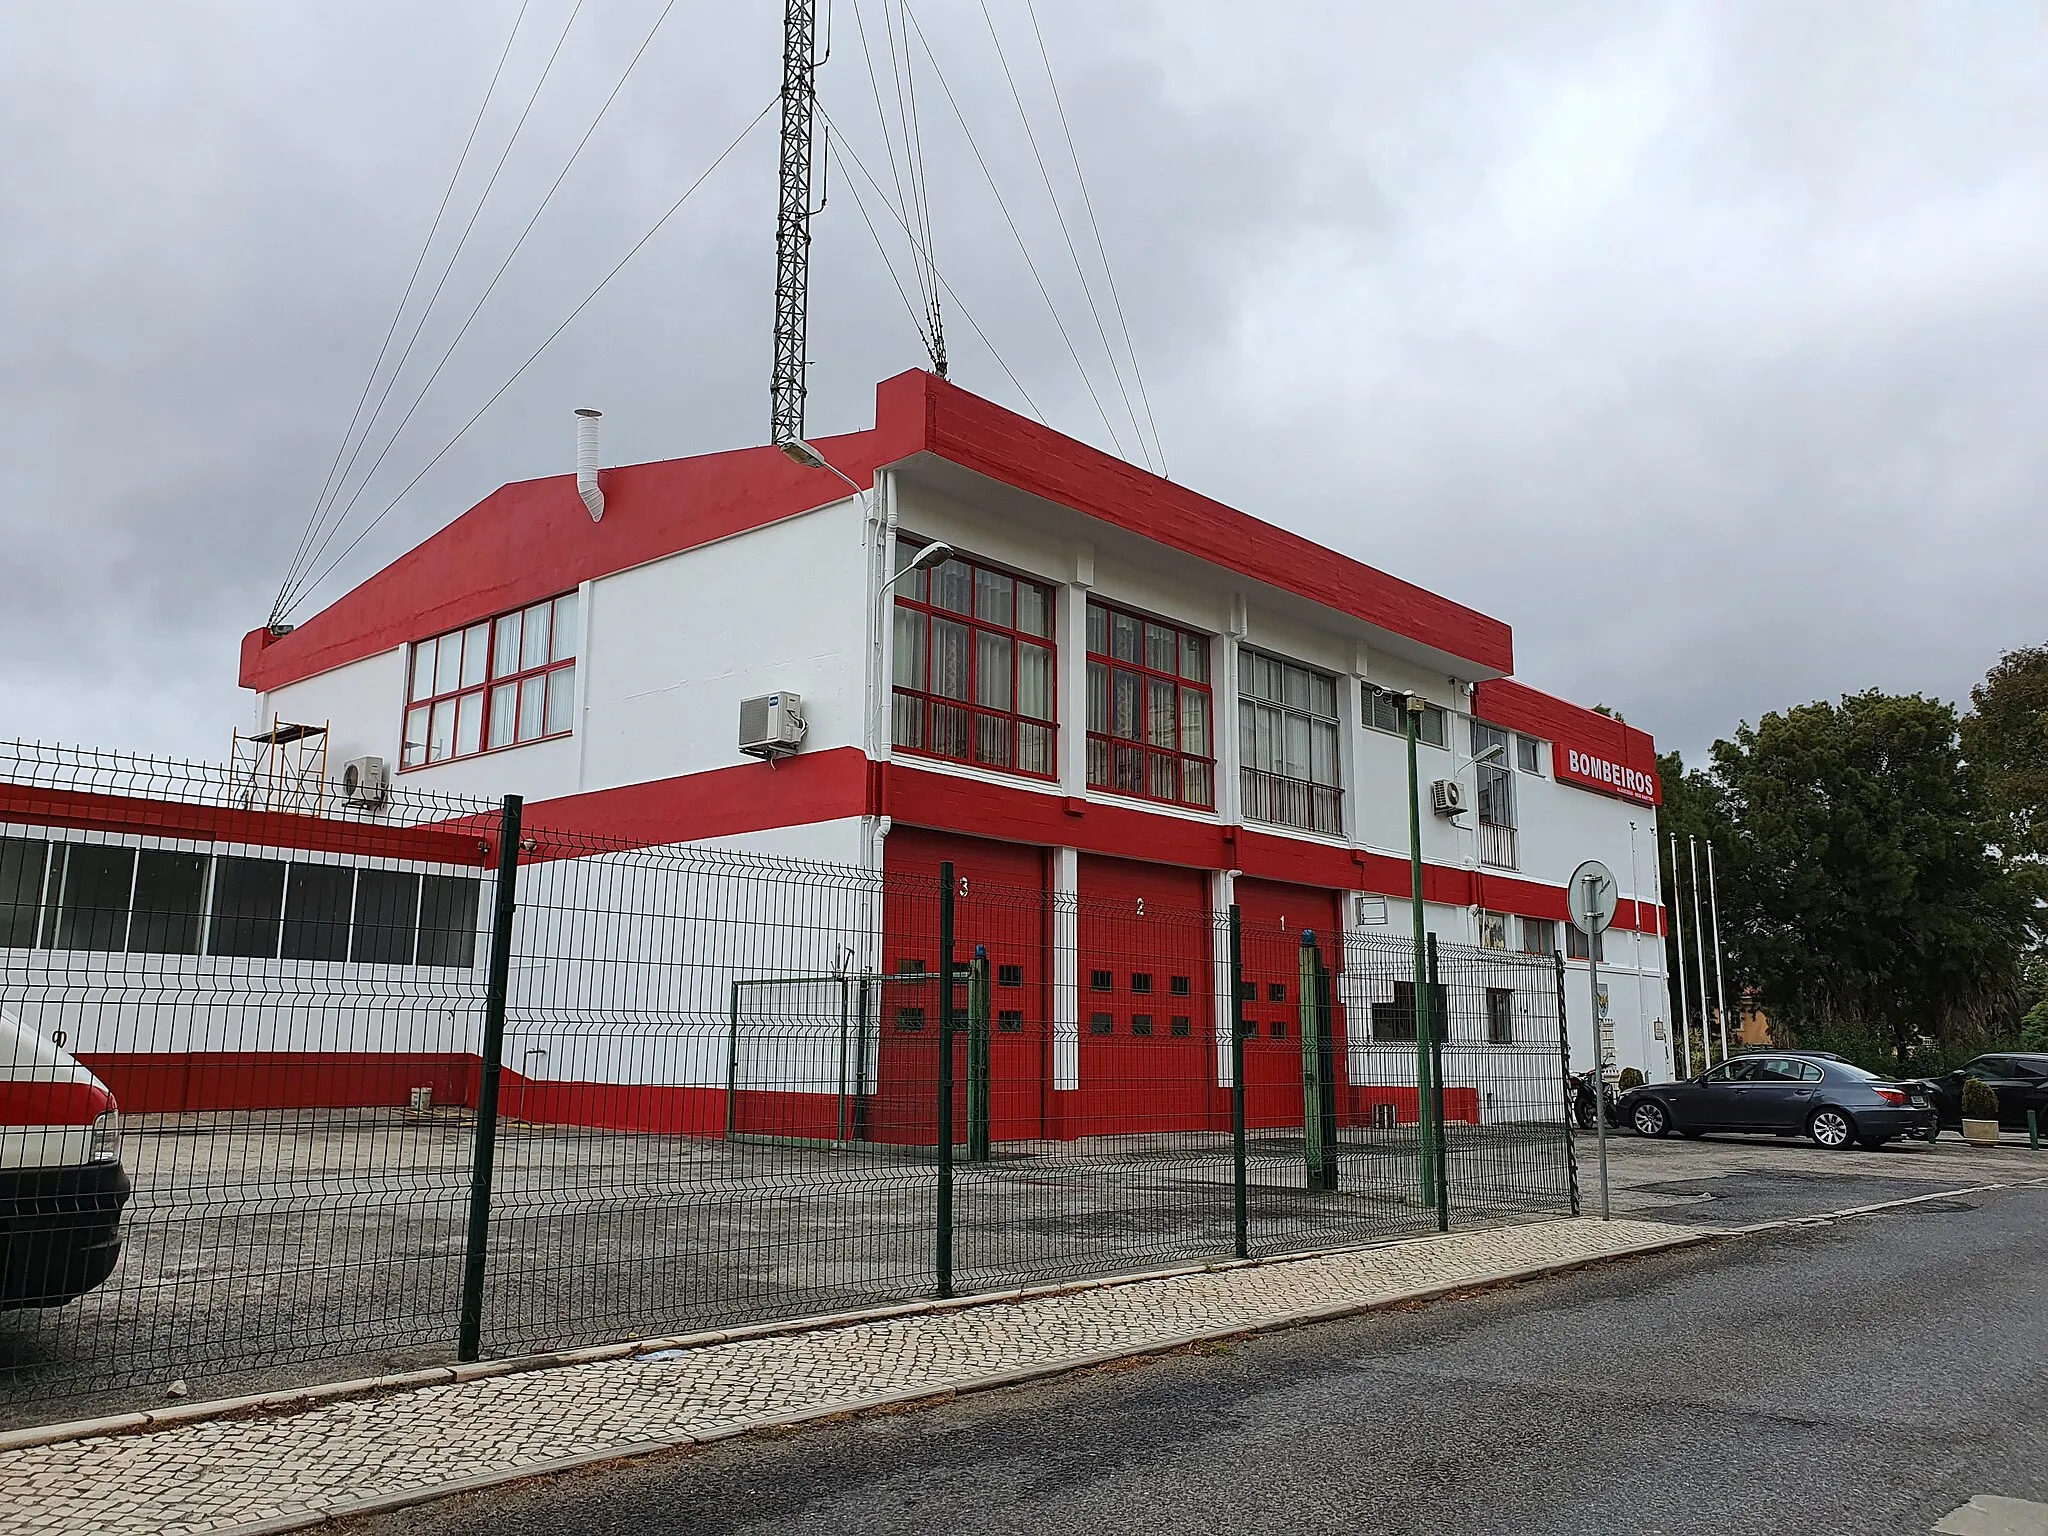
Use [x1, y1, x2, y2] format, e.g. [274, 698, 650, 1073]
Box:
[1552, 743, 1660, 805]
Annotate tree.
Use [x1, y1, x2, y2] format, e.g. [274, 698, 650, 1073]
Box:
[1710, 691, 2033, 1069]
[1962, 643, 2048, 861]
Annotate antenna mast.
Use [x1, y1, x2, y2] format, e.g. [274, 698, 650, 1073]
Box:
[770, 0, 819, 447]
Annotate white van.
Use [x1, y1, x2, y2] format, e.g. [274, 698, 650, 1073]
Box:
[1, 1007, 129, 1307]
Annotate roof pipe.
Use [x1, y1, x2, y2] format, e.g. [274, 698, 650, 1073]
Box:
[575, 409, 604, 522]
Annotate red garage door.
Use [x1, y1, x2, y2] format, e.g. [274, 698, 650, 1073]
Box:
[879, 829, 1048, 1145]
[1073, 857, 1215, 1137]
[1231, 878, 1346, 1130]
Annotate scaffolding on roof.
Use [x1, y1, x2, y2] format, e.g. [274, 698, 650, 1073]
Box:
[230, 716, 330, 815]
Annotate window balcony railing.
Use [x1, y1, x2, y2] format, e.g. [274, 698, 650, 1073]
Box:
[1478, 819, 1518, 870]
[1240, 767, 1342, 836]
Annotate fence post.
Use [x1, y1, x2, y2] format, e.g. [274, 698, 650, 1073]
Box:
[936, 862, 956, 1299]
[458, 793, 522, 1363]
[968, 945, 991, 1163]
[1229, 904, 1248, 1259]
[1426, 933, 1448, 1231]
[1297, 931, 1327, 1193]
[1555, 951, 1581, 1219]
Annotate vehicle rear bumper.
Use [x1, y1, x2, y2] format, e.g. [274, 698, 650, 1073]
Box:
[0, 1160, 131, 1308]
[1853, 1106, 1935, 1140]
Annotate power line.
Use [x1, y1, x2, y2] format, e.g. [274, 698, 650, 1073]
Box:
[899, 2, 1127, 459]
[818, 100, 1045, 425]
[980, 0, 1146, 470]
[848, 0, 932, 341]
[1023, 0, 1165, 474]
[285, 0, 683, 615]
[284, 1, 586, 616]
[271, 0, 533, 629]
[281, 98, 778, 620]
[839, 136, 937, 355]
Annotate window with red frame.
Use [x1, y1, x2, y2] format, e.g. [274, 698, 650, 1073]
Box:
[402, 591, 578, 769]
[1086, 600, 1213, 808]
[891, 539, 1056, 778]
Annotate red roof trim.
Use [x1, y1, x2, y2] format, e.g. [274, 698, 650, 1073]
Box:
[245, 371, 1511, 695]
[1472, 678, 1661, 806]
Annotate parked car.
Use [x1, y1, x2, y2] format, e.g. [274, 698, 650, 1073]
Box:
[0, 1007, 131, 1307]
[1618, 1051, 1935, 1150]
[1926, 1053, 2048, 1135]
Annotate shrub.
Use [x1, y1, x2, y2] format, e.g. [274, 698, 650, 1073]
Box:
[1616, 1067, 1646, 1091]
[1961, 1077, 2000, 1120]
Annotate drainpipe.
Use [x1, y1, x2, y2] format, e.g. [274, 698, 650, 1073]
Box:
[575, 409, 604, 522]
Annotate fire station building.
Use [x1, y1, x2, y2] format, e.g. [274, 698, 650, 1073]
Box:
[239, 370, 1672, 1086]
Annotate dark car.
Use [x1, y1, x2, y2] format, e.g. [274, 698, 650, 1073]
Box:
[1618, 1051, 1935, 1150]
[1927, 1053, 2048, 1134]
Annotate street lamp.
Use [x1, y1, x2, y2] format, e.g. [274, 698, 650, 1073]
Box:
[882, 539, 954, 592]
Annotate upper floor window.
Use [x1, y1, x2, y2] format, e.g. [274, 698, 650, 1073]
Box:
[1516, 734, 1543, 773]
[1520, 916, 1558, 956]
[1476, 910, 1509, 950]
[1086, 601, 1213, 809]
[1239, 650, 1341, 835]
[892, 541, 1055, 779]
[1472, 718, 1518, 870]
[1363, 684, 1447, 748]
[403, 592, 578, 769]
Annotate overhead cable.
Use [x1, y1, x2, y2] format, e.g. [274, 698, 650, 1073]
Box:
[900, 2, 1127, 459]
[818, 101, 1045, 425]
[1023, 0, 1165, 475]
[281, 97, 778, 619]
[270, 0, 533, 629]
[980, 0, 1147, 471]
[281, 1, 586, 619]
[285, 0, 684, 615]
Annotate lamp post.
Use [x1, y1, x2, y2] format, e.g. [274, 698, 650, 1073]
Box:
[1403, 695, 1433, 1204]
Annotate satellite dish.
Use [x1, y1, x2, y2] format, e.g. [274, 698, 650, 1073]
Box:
[1568, 859, 1618, 935]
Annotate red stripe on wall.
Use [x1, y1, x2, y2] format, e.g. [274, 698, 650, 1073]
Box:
[0, 1077, 113, 1127]
[0, 782, 484, 866]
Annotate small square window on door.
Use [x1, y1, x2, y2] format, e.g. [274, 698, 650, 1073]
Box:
[1270, 1020, 1288, 1039]
[1170, 1016, 1192, 1037]
[1089, 1012, 1114, 1035]
[1268, 983, 1287, 1003]
[1131, 972, 1153, 993]
[997, 1009, 1023, 1033]
[1131, 1014, 1154, 1037]
[1090, 970, 1113, 992]
[1169, 975, 1191, 996]
[998, 964, 1023, 987]
[896, 1007, 926, 1032]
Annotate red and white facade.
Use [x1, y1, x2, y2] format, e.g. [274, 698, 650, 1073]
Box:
[233, 369, 1672, 1109]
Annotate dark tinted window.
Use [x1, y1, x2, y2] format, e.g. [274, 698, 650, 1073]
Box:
[209, 857, 286, 958]
[417, 876, 481, 968]
[53, 844, 135, 951]
[0, 836, 47, 948]
[351, 870, 421, 965]
[130, 850, 208, 955]
[283, 864, 355, 963]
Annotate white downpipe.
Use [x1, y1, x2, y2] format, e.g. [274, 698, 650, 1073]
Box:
[575, 409, 604, 522]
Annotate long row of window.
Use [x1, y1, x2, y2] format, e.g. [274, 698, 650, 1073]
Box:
[888, 538, 1554, 842]
[0, 836, 480, 967]
[404, 591, 579, 769]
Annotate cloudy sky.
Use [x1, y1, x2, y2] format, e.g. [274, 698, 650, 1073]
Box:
[4, 1, 2044, 768]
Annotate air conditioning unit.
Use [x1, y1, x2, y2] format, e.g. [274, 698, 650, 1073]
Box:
[739, 692, 807, 761]
[342, 755, 389, 807]
[1429, 778, 1466, 818]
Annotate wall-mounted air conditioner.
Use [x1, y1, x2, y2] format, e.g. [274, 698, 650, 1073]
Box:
[1430, 778, 1467, 818]
[342, 756, 389, 807]
[739, 692, 807, 761]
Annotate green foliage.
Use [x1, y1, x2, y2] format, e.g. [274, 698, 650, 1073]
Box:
[1961, 1076, 2001, 1120]
[2022, 998, 2048, 1054]
[1961, 643, 2048, 861]
[1616, 1066, 1645, 1091]
[1710, 691, 2033, 1069]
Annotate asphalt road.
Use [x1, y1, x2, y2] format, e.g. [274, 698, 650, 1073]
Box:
[357, 1177, 2048, 1536]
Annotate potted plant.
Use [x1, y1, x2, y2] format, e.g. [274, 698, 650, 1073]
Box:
[1961, 1077, 2002, 1146]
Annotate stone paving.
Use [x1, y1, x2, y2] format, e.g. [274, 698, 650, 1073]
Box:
[0, 1216, 1704, 1536]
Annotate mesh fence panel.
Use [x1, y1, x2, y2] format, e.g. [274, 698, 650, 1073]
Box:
[0, 740, 1579, 1424]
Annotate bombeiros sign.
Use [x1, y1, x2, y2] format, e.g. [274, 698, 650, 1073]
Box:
[1553, 743, 1658, 805]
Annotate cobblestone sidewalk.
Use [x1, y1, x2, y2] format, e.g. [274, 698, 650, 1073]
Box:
[4, 1217, 1709, 1536]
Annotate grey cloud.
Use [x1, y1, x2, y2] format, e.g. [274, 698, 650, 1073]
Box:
[2, 1, 2043, 765]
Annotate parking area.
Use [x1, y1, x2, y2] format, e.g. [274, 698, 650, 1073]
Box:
[0, 1109, 1574, 1428]
[1595, 1125, 2043, 1227]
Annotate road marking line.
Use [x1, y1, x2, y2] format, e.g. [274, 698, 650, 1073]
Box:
[1731, 1176, 2048, 1234]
